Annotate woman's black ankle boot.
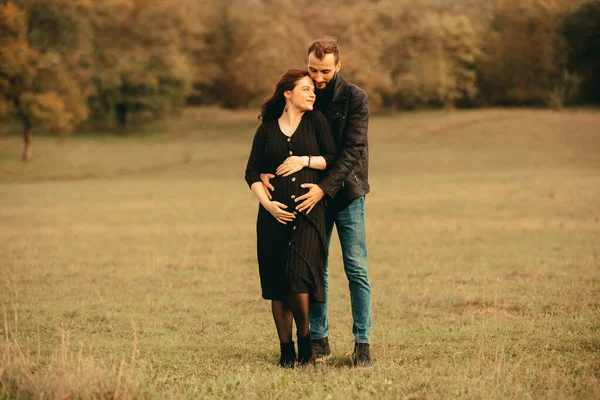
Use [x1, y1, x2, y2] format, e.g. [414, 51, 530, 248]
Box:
[297, 334, 314, 366]
[278, 341, 296, 368]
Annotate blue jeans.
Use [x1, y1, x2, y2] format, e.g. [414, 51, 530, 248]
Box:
[309, 195, 372, 343]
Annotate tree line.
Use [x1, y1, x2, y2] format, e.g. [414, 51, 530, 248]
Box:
[0, 0, 599, 160]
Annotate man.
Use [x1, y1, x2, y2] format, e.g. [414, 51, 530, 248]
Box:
[261, 36, 372, 366]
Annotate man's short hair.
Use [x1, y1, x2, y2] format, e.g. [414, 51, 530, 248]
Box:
[307, 36, 340, 64]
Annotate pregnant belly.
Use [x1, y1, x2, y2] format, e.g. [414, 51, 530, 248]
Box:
[270, 175, 309, 208]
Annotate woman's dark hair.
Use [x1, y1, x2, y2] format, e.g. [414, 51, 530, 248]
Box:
[259, 69, 311, 122]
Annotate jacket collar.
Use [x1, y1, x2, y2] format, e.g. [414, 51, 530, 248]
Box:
[332, 74, 348, 102]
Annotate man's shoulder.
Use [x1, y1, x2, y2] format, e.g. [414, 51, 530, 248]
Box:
[345, 80, 365, 95]
[340, 77, 367, 104]
[350, 84, 367, 105]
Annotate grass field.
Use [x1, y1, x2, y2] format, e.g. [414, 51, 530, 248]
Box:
[1, 108, 599, 399]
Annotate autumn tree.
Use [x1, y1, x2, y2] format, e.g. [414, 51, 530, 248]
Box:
[380, 5, 480, 109]
[195, 0, 310, 108]
[477, 0, 580, 106]
[0, 0, 90, 160]
[563, 0, 600, 104]
[87, 0, 193, 131]
[173, 0, 216, 105]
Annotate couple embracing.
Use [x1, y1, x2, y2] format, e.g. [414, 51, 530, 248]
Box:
[244, 36, 372, 368]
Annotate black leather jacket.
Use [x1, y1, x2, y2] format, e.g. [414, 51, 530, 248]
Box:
[316, 74, 370, 209]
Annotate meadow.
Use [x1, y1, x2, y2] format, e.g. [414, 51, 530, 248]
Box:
[1, 108, 599, 399]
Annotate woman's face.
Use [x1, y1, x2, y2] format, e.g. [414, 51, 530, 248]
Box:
[286, 76, 316, 111]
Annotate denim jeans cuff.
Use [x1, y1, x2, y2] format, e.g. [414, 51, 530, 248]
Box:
[311, 334, 329, 340]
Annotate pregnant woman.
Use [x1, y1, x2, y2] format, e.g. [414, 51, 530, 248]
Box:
[245, 69, 336, 368]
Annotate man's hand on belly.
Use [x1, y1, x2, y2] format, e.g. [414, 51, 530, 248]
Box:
[295, 183, 325, 215]
[260, 173, 275, 200]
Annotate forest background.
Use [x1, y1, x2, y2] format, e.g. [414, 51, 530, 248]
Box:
[1, 0, 599, 160]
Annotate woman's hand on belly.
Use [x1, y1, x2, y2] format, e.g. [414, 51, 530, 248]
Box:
[276, 156, 308, 177]
[264, 200, 296, 225]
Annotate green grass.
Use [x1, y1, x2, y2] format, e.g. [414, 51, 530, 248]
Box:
[1, 107, 599, 399]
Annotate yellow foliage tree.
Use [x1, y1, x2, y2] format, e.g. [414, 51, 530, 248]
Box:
[0, 1, 89, 161]
[382, 6, 481, 108]
[196, 0, 310, 108]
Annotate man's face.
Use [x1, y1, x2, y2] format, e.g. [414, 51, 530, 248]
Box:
[307, 52, 341, 90]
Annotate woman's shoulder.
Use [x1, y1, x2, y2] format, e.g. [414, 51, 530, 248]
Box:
[266, 118, 281, 127]
[257, 119, 278, 132]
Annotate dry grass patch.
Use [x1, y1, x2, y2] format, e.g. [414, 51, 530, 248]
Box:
[1, 317, 145, 399]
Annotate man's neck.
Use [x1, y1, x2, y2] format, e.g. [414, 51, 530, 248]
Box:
[316, 74, 337, 109]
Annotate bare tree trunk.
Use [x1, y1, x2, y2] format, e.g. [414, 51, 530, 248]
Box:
[116, 104, 127, 134]
[22, 122, 32, 162]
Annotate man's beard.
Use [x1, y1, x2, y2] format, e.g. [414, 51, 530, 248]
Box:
[316, 74, 336, 93]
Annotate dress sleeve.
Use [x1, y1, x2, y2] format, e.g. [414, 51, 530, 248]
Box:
[313, 111, 337, 167]
[245, 123, 267, 188]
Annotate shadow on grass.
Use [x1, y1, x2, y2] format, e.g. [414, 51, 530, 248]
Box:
[320, 355, 354, 369]
[246, 350, 356, 370]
